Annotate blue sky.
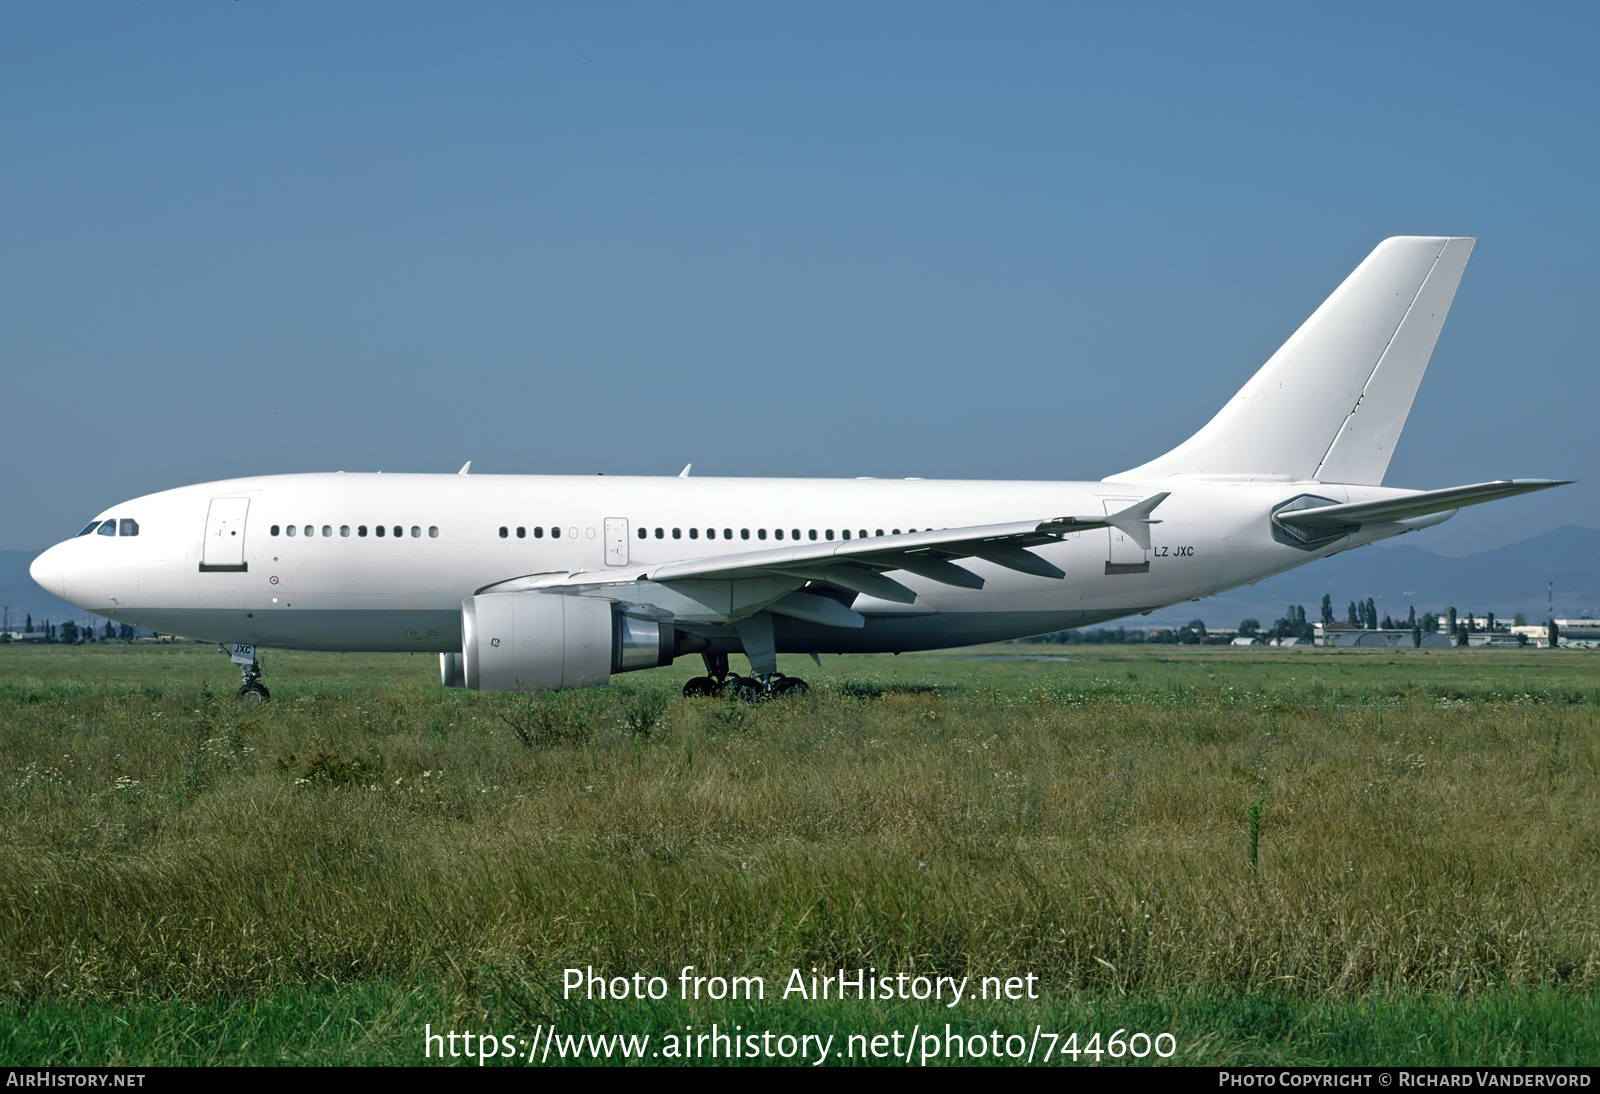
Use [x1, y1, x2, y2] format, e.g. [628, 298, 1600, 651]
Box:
[5, 2, 1595, 554]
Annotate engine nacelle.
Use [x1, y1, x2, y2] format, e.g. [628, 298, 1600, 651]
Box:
[451, 591, 675, 692]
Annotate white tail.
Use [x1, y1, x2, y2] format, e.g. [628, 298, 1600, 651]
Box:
[1116, 236, 1475, 486]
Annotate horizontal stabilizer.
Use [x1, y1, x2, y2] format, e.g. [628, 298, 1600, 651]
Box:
[1275, 479, 1571, 529]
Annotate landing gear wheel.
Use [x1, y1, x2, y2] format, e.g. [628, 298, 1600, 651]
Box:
[727, 677, 766, 703]
[682, 676, 724, 698]
[770, 676, 810, 697]
[227, 648, 270, 703]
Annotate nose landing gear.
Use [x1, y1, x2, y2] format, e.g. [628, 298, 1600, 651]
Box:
[221, 643, 270, 701]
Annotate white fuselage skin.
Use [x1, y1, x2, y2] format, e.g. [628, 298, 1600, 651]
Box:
[29, 471, 1444, 656]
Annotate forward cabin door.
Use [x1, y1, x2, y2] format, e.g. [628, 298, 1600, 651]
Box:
[604, 518, 629, 567]
[201, 497, 250, 572]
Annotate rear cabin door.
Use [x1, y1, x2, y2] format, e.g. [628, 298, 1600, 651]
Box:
[201, 497, 250, 572]
[1102, 497, 1150, 575]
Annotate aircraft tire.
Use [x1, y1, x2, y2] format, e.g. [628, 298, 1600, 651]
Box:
[682, 676, 722, 698]
[237, 682, 270, 701]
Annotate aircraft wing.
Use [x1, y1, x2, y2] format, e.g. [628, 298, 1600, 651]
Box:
[1276, 479, 1570, 530]
[477, 494, 1170, 612]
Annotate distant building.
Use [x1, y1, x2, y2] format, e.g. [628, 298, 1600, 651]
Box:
[1314, 622, 1452, 648]
[1511, 620, 1600, 649]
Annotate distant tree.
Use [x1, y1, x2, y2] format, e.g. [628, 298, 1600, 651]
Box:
[1421, 612, 1438, 634]
[1407, 605, 1417, 629]
[1486, 612, 1497, 633]
[1447, 607, 1458, 640]
[119, 623, 135, 640]
[103, 620, 116, 640]
[59, 620, 79, 644]
[1381, 612, 1395, 630]
[1321, 594, 1334, 626]
[1514, 612, 1527, 627]
[1239, 618, 1261, 636]
[24, 614, 32, 634]
[1347, 601, 1361, 627]
[1365, 599, 1378, 631]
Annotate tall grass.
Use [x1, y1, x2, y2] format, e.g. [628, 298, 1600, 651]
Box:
[3, 643, 1595, 1009]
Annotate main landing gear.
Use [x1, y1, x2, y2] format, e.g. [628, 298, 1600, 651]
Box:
[682, 651, 810, 701]
[221, 644, 270, 701]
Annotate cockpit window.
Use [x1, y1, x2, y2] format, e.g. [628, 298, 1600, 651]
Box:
[77, 521, 103, 537]
[119, 519, 139, 537]
[97, 520, 116, 536]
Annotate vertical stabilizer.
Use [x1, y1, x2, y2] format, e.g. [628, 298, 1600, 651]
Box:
[1115, 237, 1474, 485]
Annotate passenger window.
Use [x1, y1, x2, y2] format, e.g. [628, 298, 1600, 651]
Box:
[724, 528, 732, 539]
[286, 525, 297, 537]
[375, 526, 385, 537]
[358, 525, 368, 537]
[428, 527, 438, 538]
[341, 526, 350, 537]
[322, 525, 332, 537]
[304, 526, 313, 537]
[98, 520, 116, 536]
[121, 519, 139, 537]
[499, 527, 508, 539]
[655, 528, 663, 539]
[516, 527, 526, 538]
[841, 529, 850, 540]
[774, 529, 783, 540]
[826, 529, 834, 540]
[271, 525, 281, 537]
[550, 527, 560, 539]
[672, 528, 681, 539]
[637, 527, 646, 539]
[393, 526, 402, 538]
[534, 526, 544, 538]
[758, 529, 767, 540]
[410, 526, 420, 538]
[792, 529, 800, 540]
[809, 530, 818, 541]
[689, 528, 698, 539]
[741, 529, 750, 540]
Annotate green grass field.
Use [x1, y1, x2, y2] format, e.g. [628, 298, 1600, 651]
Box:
[1, 641, 1596, 1066]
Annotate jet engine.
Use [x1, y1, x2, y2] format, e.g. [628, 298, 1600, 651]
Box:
[445, 591, 677, 692]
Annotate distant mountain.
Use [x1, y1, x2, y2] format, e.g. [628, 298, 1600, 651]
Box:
[1141, 525, 1600, 630]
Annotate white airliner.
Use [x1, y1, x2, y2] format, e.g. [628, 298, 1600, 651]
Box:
[31, 237, 1566, 699]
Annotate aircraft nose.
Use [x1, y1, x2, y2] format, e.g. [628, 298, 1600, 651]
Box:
[30, 545, 68, 599]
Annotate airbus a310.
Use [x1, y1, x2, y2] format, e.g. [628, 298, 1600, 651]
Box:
[31, 237, 1566, 699]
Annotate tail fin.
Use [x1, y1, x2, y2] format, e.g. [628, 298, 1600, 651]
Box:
[1115, 236, 1475, 486]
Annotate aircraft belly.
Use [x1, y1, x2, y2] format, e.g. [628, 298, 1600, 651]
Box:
[123, 608, 463, 652]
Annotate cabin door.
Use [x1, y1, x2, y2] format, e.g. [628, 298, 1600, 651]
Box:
[604, 518, 629, 567]
[201, 497, 250, 572]
[1101, 497, 1149, 575]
